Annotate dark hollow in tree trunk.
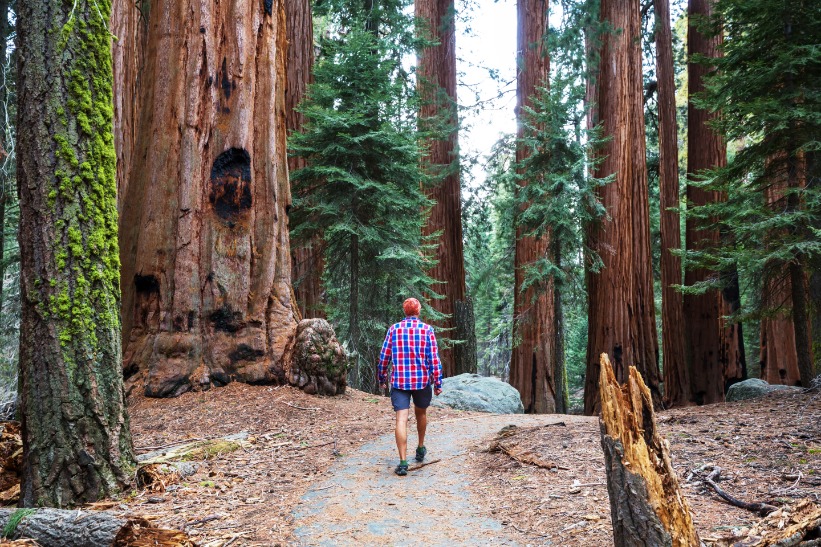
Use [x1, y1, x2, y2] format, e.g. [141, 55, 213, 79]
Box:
[0, 509, 192, 547]
[598, 354, 700, 547]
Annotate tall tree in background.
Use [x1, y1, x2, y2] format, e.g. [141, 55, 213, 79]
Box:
[654, 0, 689, 406]
[510, 0, 556, 414]
[684, 0, 743, 404]
[417, 0, 474, 376]
[17, 0, 135, 505]
[118, 0, 298, 397]
[690, 0, 820, 387]
[287, 0, 324, 319]
[584, 0, 660, 414]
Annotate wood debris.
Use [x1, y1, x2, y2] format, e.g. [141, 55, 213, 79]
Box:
[704, 499, 821, 546]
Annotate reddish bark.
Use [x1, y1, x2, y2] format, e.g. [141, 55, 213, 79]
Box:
[684, 0, 743, 404]
[286, 0, 324, 319]
[654, 0, 689, 407]
[117, 0, 298, 397]
[509, 0, 557, 414]
[417, 0, 469, 377]
[584, 0, 660, 415]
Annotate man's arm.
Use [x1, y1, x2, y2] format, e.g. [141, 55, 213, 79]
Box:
[377, 326, 393, 387]
[427, 327, 442, 394]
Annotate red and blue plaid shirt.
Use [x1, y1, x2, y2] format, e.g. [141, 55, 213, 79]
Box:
[377, 316, 442, 391]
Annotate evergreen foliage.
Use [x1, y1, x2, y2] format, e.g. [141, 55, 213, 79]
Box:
[685, 0, 821, 378]
[289, 0, 438, 393]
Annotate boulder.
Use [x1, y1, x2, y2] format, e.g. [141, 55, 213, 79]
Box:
[289, 319, 347, 396]
[431, 374, 524, 414]
[726, 378, 802, 402]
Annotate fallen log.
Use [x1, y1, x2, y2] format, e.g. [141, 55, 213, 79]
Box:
[598, 353, 700, 547]
[0, 509, 194, 547]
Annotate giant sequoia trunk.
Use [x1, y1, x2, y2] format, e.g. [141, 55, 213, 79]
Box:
[286, 0, 323, 320]
[17, 0, 135, 505]
[654, 0, 689, 407]
[685, 0, 744, 404]
[510, 0, 557, 414]
[584, 0, 660, 415]
[117, 0, 298, 397]
[417, 0, 472, 377]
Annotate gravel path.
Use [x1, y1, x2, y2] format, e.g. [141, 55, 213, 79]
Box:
[292, 412, 569, 546]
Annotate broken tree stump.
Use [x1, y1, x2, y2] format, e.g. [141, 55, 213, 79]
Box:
[0, 508, 194, 547]
[598, 353, 700, 547]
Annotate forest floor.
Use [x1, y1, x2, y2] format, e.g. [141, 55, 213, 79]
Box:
[112, 384, 820, 546]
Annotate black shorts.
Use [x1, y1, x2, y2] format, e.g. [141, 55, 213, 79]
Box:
[390, 385, 433, 411]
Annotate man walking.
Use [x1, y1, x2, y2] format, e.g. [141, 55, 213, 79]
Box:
[378, 298, 443, 476]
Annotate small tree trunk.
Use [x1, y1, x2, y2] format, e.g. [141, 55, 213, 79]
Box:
[453, 299, 477, 375]
[553, 238, 568, 414]
[599, 354, 700, 547]
[17, 0, 135, 506]
[417, 0, 471, 377]
[286, 0, 324, 320]
[654, 0, 690, 407]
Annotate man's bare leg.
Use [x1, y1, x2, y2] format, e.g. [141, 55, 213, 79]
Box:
[414, 405, 427, 448]
[395, 409, 409, 461]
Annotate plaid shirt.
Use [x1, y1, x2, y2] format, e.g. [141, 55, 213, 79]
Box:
[377, 316, 442, 391]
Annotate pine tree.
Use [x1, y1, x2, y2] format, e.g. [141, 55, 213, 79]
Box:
[687, 0, 821, 386]
[290, 0, 437, 392]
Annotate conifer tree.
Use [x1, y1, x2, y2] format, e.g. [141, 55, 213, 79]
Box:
[290, 0, 436, 392]
[688, 0, 821, 386]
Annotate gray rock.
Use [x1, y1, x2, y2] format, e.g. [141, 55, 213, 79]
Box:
[290, 319, 348, 396]
[726, 378, 802, 402]
[431, 374, 524, 414]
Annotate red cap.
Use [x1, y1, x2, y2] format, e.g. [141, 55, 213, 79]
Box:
[403, 298, 421, 317]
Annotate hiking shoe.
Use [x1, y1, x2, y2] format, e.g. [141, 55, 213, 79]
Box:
[395, 462, 408, 476]
[415, 446, 427, 463]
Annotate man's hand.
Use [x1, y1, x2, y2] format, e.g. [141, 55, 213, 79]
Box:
[434, 387, 442, 396]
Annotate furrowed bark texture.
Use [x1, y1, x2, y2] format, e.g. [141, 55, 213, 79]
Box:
[17, 0, 135, 506]
[598, 354, 700, 547]
[111, 0, 146, 211]
[654, 0, 690, 408]
[118, 0, 298, 397]
[285, 0, 324, 319]
[685, 0, 743, 404]
[417, 0, 469, 377]
[584, 0, 660, 415]
[510, 0, 557, 414]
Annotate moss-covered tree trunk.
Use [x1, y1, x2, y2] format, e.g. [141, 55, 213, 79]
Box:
[286, 0, 324, 320]
[584, 0, 660, 415]
[16, 0, 135, 506]
[118, 0, 298, 397]
[510, 0, 557, 414]
[417, 0, 472, 377]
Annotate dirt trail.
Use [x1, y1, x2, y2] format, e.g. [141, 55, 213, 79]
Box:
[292, 412, 593, 546]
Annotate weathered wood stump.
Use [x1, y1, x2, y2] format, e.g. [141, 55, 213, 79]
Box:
[0, 509, 193, 547]
[598, 353, 700, 547]
[290, 319, 347, 396]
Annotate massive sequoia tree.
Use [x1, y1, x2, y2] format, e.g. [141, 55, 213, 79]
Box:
[286, 0, 323, 319]
[654, 0, 689, 407]
[417, 0, 474, 377]
[17, 0, 135, 505]
[509, 0, 557, 414]
[584, 0, 660, 414]
[117, 0, 298, 397]
[684, 0, 743, 404]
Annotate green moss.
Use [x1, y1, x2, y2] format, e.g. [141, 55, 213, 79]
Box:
[2, 508, 36, 539]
